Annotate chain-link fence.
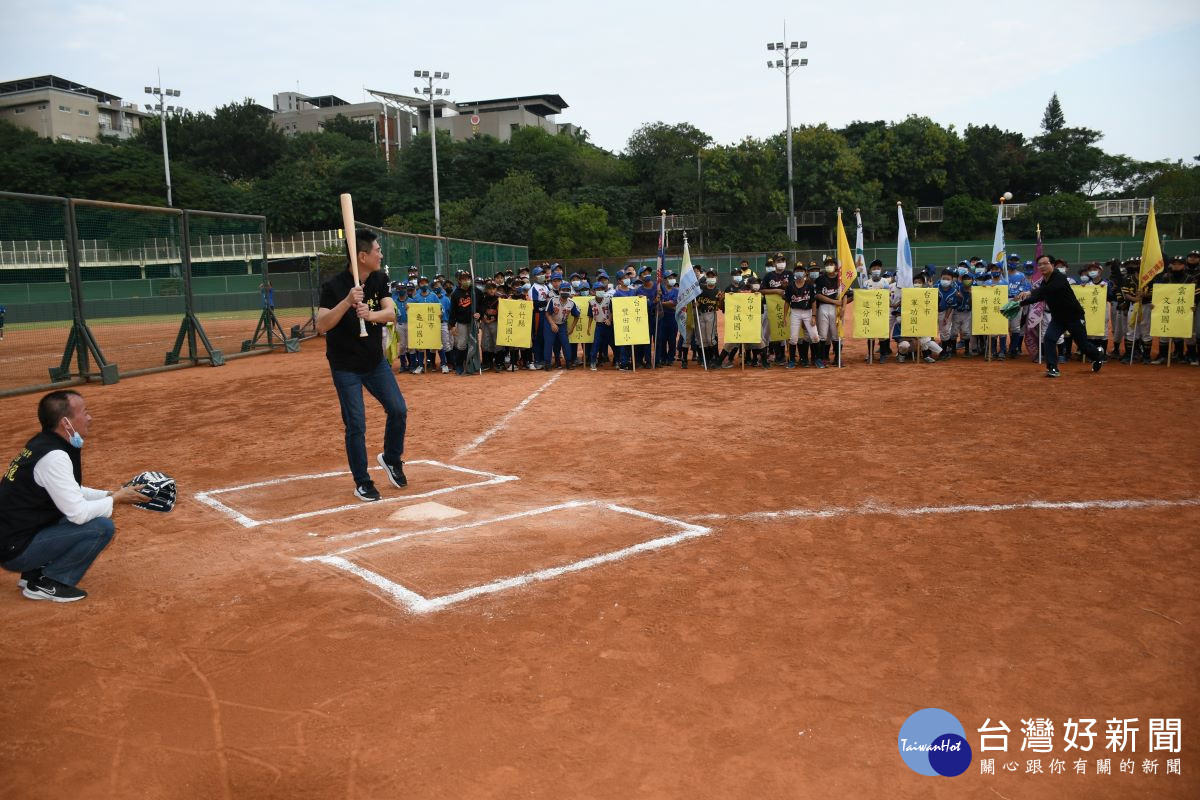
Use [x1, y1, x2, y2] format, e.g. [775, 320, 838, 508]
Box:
[361, 224, 529, 280]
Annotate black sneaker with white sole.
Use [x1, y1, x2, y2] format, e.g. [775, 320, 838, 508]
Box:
[17, 569, 41, 590]
[354, 480, 381, 502]
[376, 453, 407, 488]
[1045, 368, 1061, 378]
[22, 575, 87, 603]
[1091, 357, 1106, 373]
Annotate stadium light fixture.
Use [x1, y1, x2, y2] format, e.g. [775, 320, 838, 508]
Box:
[413, 68, 451, 265]
[764, 26, 810, 243]
[145, 73, 181, 206]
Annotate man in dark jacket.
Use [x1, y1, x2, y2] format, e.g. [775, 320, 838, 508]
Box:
[0, 391, 146, 602]
[1018, 254, 1107, 378]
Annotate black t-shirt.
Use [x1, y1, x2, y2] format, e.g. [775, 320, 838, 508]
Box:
[761, 270, 789, 291]
[319, 269, 389, 373]
[696, 286, 719, 312]
[0, 432, 81, 560]
[785, 282, 816, 309]
[449, 286, 484, 325]
[814, 275, 840, 304]
[480, 294, 500, 322]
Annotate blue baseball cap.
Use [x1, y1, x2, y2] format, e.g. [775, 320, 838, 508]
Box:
[531, 266, 544, 276]
[592, 281, 606, 290]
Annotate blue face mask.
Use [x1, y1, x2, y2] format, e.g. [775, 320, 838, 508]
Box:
[64, 420, 83, 449]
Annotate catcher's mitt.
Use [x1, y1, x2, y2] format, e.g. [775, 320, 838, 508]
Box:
[124, 471, 176, 513]
[999, 300, 1022, 320]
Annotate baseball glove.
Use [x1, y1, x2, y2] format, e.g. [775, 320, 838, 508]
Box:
[999, 300, 1022, 320]
[124, 471, 176, 513]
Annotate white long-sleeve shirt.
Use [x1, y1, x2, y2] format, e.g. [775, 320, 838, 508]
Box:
[32, 450, 112, 524]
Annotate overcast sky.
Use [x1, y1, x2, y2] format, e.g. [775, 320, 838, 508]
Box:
[4, 0, 1199, 167]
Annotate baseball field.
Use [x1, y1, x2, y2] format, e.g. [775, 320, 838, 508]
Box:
[0, 333, 1196, 799]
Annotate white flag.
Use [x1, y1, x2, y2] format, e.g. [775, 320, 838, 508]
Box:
[674, 238, 701, 335]
[896, 205, 913, 289]
[992, 203, 1008, 281]
[854, 210, 866, 284]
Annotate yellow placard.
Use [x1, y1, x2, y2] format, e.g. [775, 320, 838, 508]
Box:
[900, 288, 938, 337]
[971, 285, 1008, 335]
[407, 302, 441, 350]
[1151, 283, 1196, 338]
[723, 293, 762, 344]
[853, 289, 891, 338]
[765, 294, 788, 342]
[495, 299, 533, 348]
[612, 295, 650, 345]
[1071, 285, 1107, 337]
[569, 297, 594, 344]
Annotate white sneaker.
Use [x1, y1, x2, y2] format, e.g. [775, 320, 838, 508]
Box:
[411, 366, 424, 374]
[440, 365, 450, 374]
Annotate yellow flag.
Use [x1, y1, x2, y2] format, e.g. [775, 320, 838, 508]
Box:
[835, 209, 857, 298]
[408, 302, 442, 350]
[495, 299, 533, 348]
[1071, 285, 1106, 337]
[1138, 199, 1165, 294]
[724, 293, 763, 344]
[568, 297, 595, 344]
[971, 285, 1008, 335]
[853, 290, 890, 338]
[612, 296, 650, 345]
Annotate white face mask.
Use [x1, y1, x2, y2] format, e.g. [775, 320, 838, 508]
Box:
[824, 266, 835, 274]
[621, 278, 631, 287]
[731, 275, 743, 285]
[667, 278, 677, 286]
[706, 278, 717, 287]
[1078, 275, 1090, 284]
[940, 279, 952, 288]
[1056, 266, 1067, 273]
[793, 272, 804, 281]
[775, 262, 786, 270]
[809, 271, 820, 280]
[870, 270, 881, 279]
[1088, 270, 1100, 279]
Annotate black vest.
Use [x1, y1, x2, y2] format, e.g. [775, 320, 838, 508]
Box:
[0, 432, 82, 562]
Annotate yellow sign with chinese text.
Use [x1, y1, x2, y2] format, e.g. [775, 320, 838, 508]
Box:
[1071, 285, 1107, 337]
[765, 294, 788, 342]
[407, 303, 441, 350]
[853, 289, 890, 338]
[1151, 283, 1195, 339]
[495, 299, 533, 348]
[971, 285, 1008, 335]
[723, 293, 762, 344]
[900, 289, 938, 337]
[568, 297, 595, 344]
[612, 296, 650, 345]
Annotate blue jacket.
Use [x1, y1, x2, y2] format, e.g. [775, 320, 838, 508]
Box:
[1006, 274, 1029, 298]
[937, 282, 962, 312]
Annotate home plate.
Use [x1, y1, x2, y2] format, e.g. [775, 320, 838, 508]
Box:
[388, 501, 467, 523]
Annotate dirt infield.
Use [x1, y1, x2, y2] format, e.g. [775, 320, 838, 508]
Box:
[0, 338, 1197, 799]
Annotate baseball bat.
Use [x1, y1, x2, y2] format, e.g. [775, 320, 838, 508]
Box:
[339, 193, 368, 337]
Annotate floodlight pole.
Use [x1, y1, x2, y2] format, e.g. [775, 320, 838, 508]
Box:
[415, 69, 450, 269]
[145, 70, 179, 207]
[767, 28, 808, 243]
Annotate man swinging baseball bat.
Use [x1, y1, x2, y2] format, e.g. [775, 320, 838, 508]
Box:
[317, 194, 409, 502]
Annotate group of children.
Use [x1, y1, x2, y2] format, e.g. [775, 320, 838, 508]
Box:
[379, 249, 1200, 374]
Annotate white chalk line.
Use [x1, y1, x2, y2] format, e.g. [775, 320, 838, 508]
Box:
[454, 372, 563, 458]
[301, 500, 711, 614]
[687, 496, 1200, 523]
[193, 459, 518, 528]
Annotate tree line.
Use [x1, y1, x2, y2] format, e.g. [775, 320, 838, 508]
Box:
[0, 93, 1194, 257]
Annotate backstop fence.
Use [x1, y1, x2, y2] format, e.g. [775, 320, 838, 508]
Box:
[0, 191, 318, 396]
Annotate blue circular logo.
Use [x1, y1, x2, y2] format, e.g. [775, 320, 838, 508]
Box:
[898, 708, 973, 777]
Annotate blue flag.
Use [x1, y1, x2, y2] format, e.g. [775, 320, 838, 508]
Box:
[896, 204, 913, 289]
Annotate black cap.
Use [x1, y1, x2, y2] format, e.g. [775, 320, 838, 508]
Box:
[869, 259, 883, 268]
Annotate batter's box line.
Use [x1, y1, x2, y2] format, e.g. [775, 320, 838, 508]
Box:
[299, 500, 712, 614]
[193, 460, 518, 529]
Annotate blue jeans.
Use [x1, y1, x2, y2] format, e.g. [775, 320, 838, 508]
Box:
[1043, 315, 1104, 370]
[331, 358, 408, 485]
[656, 317, 678, 364]
[2, 516, 114, 586]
